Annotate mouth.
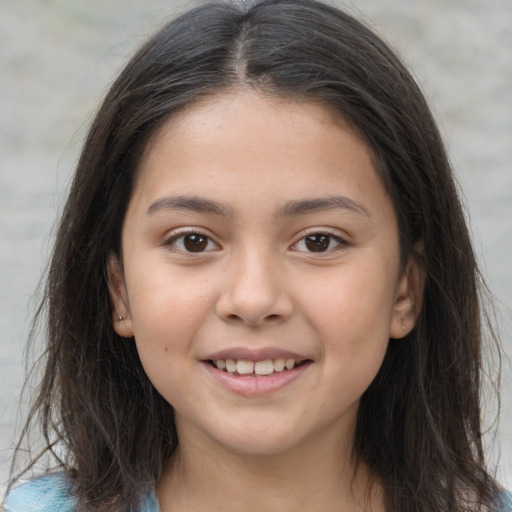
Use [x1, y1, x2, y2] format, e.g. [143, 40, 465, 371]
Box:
[202, 352, 312, 395]
[207, 358, 308, 377]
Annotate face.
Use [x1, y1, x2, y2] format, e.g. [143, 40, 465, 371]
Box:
[109, 92, 419, 458]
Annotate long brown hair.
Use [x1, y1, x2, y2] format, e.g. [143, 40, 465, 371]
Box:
[7, 0, 503, 510]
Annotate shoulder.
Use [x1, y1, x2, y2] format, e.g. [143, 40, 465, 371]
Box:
[499, 491, 512, 512]
[3, 473, 77, 512]
[3, 473, 161, 512]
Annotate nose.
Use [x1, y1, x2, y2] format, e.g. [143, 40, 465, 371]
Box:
[215, 248, 293, 326]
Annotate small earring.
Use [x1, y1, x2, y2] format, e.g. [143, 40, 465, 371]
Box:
[118, 314, 124, 321]
[402, 323, 406, 332]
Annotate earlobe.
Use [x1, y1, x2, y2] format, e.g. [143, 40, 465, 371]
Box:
[390, 252, 425, 339]
[106, 253, 135, 338]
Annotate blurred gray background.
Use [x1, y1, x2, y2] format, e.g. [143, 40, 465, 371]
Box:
[1, 0, 511, 491]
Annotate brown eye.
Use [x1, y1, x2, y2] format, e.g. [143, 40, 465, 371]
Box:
[183, 234, 208, 252]
[167, 232, 218, 253]
[304, 234, 330, 252]
[293, 233, 346, 254]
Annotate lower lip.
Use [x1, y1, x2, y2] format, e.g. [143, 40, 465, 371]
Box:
[201, 361, 312, 396]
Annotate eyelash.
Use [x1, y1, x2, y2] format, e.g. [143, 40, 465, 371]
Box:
[292, 232, 347, 254]
[164, 230, 220, 254]
[164, 229, 347, 255]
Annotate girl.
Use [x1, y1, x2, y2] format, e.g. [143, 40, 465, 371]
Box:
[4, 0, 509, 510]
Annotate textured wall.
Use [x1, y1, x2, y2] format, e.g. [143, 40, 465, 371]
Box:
[1, 0, 511, 490]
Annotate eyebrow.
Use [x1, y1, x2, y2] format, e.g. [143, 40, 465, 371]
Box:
[278, 196, 370, 218]
[146, 194, 369, 218]
[147, 195, 234, 217]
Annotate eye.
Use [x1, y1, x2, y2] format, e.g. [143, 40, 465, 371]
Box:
[293, 233, 346, 253]
[166, 232, 219, 253]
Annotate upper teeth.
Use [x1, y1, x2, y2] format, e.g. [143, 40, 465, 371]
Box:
[214, 358, 296, 375]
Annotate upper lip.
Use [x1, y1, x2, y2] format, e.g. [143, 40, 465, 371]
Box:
[203, 347, 309, 363]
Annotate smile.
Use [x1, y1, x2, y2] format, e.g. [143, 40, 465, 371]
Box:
[203, 356, 312, 396]
[210, 358, 298, 376]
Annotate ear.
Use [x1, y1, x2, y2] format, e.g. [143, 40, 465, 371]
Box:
[106, 253, 134, 338]
[389, 250, 425, 339]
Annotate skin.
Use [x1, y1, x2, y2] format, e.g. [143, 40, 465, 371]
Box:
[108, 91, 422, 512]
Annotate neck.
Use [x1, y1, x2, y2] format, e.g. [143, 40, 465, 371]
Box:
[157, 425, 383, 512]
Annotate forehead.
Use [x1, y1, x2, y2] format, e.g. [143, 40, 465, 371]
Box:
[130, 91, 390, 219]
[142, 91, 367, 161]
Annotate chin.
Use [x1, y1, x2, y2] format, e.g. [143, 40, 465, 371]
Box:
[219, 438, 297, 458]
[210, 421, 309, 458]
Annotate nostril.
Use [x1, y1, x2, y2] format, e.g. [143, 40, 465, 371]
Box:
[224, 313, 283, 325]
[215, 289, 293, 326]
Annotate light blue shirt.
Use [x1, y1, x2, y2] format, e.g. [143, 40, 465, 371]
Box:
[4, 472, 512, 511]
[4, 473, 159, 511]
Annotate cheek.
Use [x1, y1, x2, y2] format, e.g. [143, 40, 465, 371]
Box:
[315, 298, 391, 413]
[300, 260, 397, 334]
[127, 275, 211, 407]
[299, 261, 396, 384]
[125, 265, 216, 358]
